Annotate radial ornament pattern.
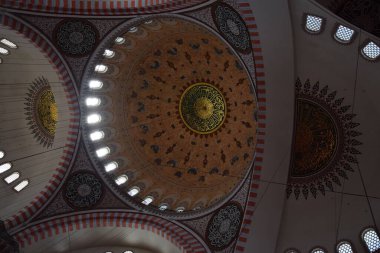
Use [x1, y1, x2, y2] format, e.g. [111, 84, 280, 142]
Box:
[179, 82, 227, 134]
[82, 17, 257, 214]
[24, 77, 58, 148]
[53, 19, 98, 57]
[287, 79, 362, 199]
[206, 202, 243, 250]
[63, 171, 104, 209]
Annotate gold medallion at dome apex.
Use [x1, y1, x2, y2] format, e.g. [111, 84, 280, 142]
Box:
[37, 88, 58, 136]
[179, 83, 226, 134]
[194, 97, 214, 119]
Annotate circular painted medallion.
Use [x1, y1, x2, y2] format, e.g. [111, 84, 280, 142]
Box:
[54, 19, 98, 57]
[212, 3, 251, 54]
[64, 172, 104, 209]
[206, 202, 243, 250]
[179, 83, 226, 134]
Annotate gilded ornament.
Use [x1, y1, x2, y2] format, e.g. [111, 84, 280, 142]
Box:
[25, 77, 58, 148]
[37, 88, 58, 136]
[179, 83, 227, 134]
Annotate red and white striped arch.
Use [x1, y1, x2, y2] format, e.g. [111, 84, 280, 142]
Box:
[13, 211, 209, 253]
[0, 0, 210, 15]
[234, 1, 266, 252]
[0, 13, 80, 231]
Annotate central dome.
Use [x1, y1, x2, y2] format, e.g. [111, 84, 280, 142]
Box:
[83, 17, 257, 213]
[179, 82, 226, 134]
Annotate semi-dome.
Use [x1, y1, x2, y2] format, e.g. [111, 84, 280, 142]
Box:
[0, 24, 79, 225]
[81, 17, 257, 214]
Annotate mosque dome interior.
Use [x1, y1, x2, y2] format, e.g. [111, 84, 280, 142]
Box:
[0, 0, 379, 253]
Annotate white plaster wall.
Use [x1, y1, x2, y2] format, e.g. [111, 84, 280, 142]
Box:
[243, 0, 295, 252]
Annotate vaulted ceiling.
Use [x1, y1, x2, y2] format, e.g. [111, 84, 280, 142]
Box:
[0, 0, 379, 253]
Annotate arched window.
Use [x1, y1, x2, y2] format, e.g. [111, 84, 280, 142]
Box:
[128, 187, 140, 196]
[310, 248, 325, 253]
[0, 151, 5, 159]
[4, 172, 20, 184]
[94, 64, 108, 73]
[159, 203, 168, 211]
[115, 175, 128, 185]
[362, 228, 380, 252]
[334, 25, 355, 43]
[142, 196, 153, 205]
[115, 37, 125, 44]
[0, 162, 12, 174]
[0, 38, 17, 49]
[88, 80, 103, 89]
[14, 180, 29, 192]
[87, 113, 102, 124]
[129, 27, 138, 33]
[176, 207, 185, 213]
[285, 250, 299, 253]
[103, 49, 115, 58]
[105, 161, 118, 172]
[85, 97, 101, 107]
[362, 41, 380, 60]
[0, 47, 9, 55]
[89, 130, 104, 141]
[96, 147, 110, 158]
[337, 241, 353, 253]
[124, 251, 134, 253]
[305, 14, 323, 33]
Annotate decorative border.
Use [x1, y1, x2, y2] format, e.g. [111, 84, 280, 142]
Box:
[13, 211, 210, 253]
[234, 1, 266, 252]
[0, 0, 209, 16]
[0, 13, 80, 230]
